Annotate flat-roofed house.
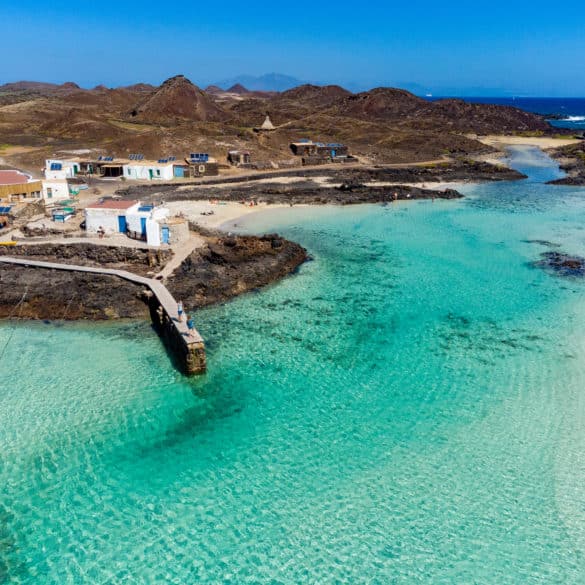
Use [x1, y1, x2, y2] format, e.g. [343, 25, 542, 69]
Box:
[84, 200, 139, 234]
[42, 179, 71, 202]
[123, 160, 175, 181]
[0, 170, 42, 203]
[44, 159, 81, 180]
[185, 153, 219, 177]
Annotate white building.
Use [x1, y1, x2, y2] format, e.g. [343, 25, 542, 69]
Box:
[44, 159, 80, 180]
[84, 199, 186, 246]
[84, 200, 140, 234]
[42, 180, 70, 202]
[122, 161, 175, 181]
[126, 204, 170, 246]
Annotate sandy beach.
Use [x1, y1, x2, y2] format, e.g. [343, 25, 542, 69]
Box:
[477, 135, 581, 149]
[165, 200, 293, 231]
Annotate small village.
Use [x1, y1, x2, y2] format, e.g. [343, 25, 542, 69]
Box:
[0, 118, 356, 249]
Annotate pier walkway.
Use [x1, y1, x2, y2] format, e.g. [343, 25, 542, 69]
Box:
[0, 256, 206, 374]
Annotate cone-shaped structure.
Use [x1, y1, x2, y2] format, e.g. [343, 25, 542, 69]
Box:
[259, 114, 275, 131]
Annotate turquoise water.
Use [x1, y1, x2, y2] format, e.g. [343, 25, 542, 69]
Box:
[2, 147, 585, 583]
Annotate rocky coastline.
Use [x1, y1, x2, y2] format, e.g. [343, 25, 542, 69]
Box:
[547, 141, 585, 185]
[119, 160, 526, 205]
[0, 236, 307, 321]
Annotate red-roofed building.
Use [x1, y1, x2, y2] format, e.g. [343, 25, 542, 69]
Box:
[0, 170, 42, 203]
[86, 199, 139, 211]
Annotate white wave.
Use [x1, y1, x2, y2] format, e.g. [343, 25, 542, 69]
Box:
[563, 115, 585, 122]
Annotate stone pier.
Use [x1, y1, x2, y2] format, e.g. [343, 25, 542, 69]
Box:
[0, 256, 206, 376]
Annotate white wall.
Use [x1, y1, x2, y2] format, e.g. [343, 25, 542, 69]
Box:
[126, 209, 150, 233]
[85, 209, 120, 233]
[42, 180, 70, 201]
[146, 219, 161, 246]
[123, 163, 174, 181]
[126, 205, 170, 244]
[45, 159, 79, 180]
[85, 203, 140, 234]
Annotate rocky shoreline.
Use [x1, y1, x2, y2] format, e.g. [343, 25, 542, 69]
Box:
[118, 160, 525, 206]
[547, 141, 585, 185]
[0, 236, 307, 321]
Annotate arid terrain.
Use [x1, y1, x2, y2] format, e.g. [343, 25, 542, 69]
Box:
[0, 75, 572, 172]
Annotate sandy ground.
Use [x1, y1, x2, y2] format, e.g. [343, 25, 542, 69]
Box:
[165, 200, 293, 230]
[478, 135, 581, 149]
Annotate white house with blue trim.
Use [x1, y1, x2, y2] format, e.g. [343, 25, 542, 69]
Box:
[44, 159, 80, 180]
[123, 160, 175, 181]
[84, 199, 184, 246]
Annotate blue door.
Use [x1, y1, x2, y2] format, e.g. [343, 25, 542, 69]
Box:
[174, 166, 184, 178]
[118, 215, 127, 233]
[140, 217, 147, 236]
[161, 227, 170, 244]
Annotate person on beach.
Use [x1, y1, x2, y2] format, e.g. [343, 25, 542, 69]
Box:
[177, 300, 184, 320]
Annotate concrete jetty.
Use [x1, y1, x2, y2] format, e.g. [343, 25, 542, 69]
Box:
[0, 256, 206, 375]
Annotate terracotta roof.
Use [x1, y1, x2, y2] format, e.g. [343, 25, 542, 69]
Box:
[0, 170, 32, 186]
[86, 199, 138, 210]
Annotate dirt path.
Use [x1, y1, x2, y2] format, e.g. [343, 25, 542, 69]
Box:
[156, 234, 206, 280]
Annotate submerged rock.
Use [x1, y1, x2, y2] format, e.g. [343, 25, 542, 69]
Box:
[534, 251, 585, 278]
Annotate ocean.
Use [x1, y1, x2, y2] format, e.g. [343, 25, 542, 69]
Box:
[2, 147, 585, 583]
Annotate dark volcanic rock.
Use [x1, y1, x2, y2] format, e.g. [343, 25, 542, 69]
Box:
[118, 161, 525, 205]
[548, 176, 585, 186]
[0, 265, 149, 320]
[547, 141, 585, 185]
[0, 236, 307, 321]
[0, 243, 172, 276]
[167, 234, 308, 308]
[534, 251, 585, 278]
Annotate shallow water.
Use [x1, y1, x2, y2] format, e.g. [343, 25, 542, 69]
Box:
[2, 147, 585, 583]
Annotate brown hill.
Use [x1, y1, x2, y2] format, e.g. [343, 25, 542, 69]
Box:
[418, 99, 553, 134]
[132, 75, 229, 123]
[227, 83, 250, 94]
[0, 77, 565, 169]
[58, 82, 81, 92]
[331, 88, 425, 120]
[0, 81, 61, 94]
[122, 83, 156, 93]
[205, 85, 224, 96]
[280, 84, 352, 105]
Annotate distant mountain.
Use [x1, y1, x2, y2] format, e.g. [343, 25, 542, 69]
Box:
[215, 73, 305, 92]
[205, 85, 224, 96]
[227, 83, 251, 95]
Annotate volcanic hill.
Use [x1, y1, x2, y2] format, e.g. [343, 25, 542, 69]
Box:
[0, 74, 566, 168]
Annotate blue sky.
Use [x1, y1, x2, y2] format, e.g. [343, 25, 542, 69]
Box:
[1, 0, 584, 95]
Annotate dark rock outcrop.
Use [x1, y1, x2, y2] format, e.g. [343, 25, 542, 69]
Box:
[533, 251, 585, 278]
[547, 141, 585, 185]
[0, 236, 307, 320]
[0, 244, 172, 276]
[167, 234, 308, 308]
[0, 265, 149, 320]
